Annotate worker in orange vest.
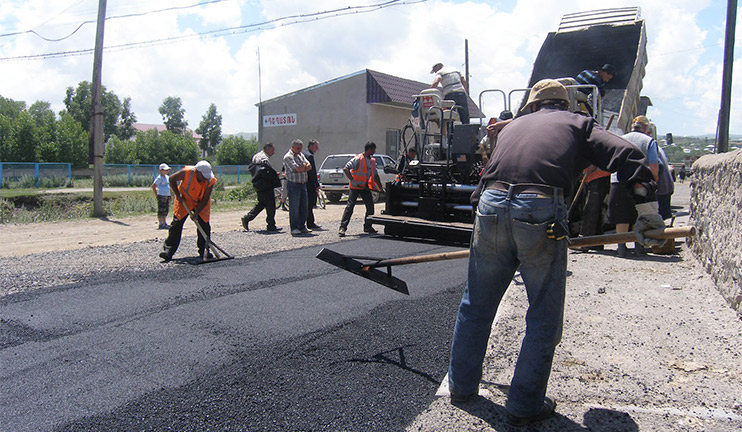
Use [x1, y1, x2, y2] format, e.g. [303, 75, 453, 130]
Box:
[160, 160, 218, 261]
[338, 142, 382, 237]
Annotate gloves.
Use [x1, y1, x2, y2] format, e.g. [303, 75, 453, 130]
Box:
[633, 202, 666, 247]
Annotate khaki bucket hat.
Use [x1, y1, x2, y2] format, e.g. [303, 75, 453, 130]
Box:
[520, 79, 569, 114]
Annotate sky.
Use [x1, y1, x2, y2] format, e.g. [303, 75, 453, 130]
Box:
[0, 0, 739, 138]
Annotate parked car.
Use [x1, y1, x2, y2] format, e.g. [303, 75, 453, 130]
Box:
[318, 153, 396, 203]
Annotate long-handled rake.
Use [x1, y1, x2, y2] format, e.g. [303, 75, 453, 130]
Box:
[316, 226, 696, 295]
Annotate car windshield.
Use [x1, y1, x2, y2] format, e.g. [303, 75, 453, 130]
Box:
[321, 156, 353, 170]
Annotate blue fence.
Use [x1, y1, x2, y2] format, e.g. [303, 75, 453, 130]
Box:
[0, 162, 72, 188]
[0, 162, 252, 188]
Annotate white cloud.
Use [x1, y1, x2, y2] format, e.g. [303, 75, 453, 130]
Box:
[0, 0, 740, 136]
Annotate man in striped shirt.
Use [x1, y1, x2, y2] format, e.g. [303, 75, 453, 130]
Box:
[282, 139, 313, 235]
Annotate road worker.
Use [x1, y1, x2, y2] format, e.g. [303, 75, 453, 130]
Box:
[447, 79, 664, 427]
[159, 160, 217, 261]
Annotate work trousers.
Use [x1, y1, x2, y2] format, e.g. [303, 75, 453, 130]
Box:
[339, 188, 374, 230]
[287, 181, 308, 231]
[580, 177, 610, 236]
[444, 91, 470, 124]
[245, 189, 277, 229]
[306, 183, 318, 226]
[449, 188, 567, 418]
[162, 213, 211, 258]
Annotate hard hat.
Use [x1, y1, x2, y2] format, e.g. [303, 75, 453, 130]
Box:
[195, 160, 214, 179]
[520, 79, 569, 113]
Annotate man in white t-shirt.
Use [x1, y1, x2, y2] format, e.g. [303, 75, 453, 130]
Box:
[431, 62, 470, 124]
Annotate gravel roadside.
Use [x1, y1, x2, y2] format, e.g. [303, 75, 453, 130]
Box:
[0, 202, 380, 297]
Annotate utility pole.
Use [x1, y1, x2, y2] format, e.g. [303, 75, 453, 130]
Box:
[717, 0, 737, 154]
[90, 0, 107, 216]
[464, 39, 470, 94]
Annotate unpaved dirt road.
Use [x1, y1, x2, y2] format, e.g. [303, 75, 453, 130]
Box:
[0, 201, 354, 258]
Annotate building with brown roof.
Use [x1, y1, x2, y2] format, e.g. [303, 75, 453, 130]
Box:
[257, 69, 482, 163]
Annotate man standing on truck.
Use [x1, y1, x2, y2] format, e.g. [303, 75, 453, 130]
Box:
[430, 62, 469, 124]
[338, 142, 382, 237]
[447, 79, 663, 427]
[576, 63, 616, 98]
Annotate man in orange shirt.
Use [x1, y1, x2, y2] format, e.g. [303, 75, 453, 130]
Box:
[159, 160, 217, 261]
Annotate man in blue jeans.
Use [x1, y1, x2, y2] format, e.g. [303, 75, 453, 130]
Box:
[448, 79, 664, 427]
[282, 139, 312, 235]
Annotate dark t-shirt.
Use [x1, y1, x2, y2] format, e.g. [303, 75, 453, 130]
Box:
[476, 108, 654, 203]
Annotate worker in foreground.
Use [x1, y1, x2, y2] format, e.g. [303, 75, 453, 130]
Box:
[159, 160, 217, 262]
[447, 79, 664, 427]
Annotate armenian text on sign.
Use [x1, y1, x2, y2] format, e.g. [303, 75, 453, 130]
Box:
[263, 113, 297, 127]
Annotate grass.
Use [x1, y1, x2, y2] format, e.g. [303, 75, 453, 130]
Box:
[0, 183, 257, 224]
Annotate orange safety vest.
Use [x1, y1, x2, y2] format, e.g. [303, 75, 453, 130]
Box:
[349, 153, 377, 190]
[584, 165, 611, 183]
[173, 166, 218, 222]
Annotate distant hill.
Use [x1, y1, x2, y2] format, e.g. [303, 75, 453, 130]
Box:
[228, 132, 258, 140]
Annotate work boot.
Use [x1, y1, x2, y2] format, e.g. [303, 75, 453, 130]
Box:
[241, 215, 250, 231]
[506, 397, 557, 427]
[266, 226, 282, 232]
[338, 227, 346, 237]
[363, 226, 378, 234]
[159, 252, 172, 262]
[617, 243, 628, 258]
[634, 243, 647, 257]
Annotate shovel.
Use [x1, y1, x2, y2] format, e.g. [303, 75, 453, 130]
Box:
[178, 189, 233, 263]
[316, 226, 695, 294]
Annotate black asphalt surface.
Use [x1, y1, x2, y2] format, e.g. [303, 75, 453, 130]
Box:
[1, 236, 468, 431]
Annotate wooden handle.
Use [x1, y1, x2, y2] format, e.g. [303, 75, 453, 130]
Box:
[365, 226, 696, 269]
[568, 226, 696, 248]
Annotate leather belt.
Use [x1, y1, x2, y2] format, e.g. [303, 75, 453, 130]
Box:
[485, 180, 563, 199]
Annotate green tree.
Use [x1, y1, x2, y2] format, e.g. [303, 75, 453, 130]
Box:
[56, 113, 88, 168]
[0, 95, 26, 120]
[11, 111, 38, 162]
[216, 135, 257, 165]
[0, 115, 12, 161]
[104, 135, 139, 164]
[159, 96, 187, 134]
[195, 103, 222, 156]
[29, 101, 57, 161]
[62, 81, 126, 141]
[118, 97, 137, 140]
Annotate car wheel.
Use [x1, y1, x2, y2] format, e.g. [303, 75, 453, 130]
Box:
[327, 192, 342, 203]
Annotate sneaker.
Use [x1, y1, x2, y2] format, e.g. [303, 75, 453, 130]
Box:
[241, 216, 250, 231]
[506, 397, 556, 427]
[266, 226, 282, 232]
[363, 226, 378, 234]
[300, 227, 312, 234]
[307, 224, 322, 230]
[338, 227, 346, 237]
[162, 223, 171, 229]
[159, 252, 172, 262]
[291, 229, 301, 235]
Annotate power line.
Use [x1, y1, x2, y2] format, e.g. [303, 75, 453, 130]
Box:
[0, 0, 230, 42]
[0, 0, 426, 62]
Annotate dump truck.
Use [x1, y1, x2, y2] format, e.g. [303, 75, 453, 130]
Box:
[368, 7, 650, 243]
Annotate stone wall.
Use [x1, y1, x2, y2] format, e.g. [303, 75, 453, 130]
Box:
[689, 149, 742, 316]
